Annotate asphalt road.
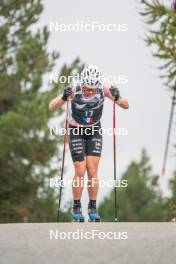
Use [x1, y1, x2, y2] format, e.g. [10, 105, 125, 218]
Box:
[0, 223, 175, 264]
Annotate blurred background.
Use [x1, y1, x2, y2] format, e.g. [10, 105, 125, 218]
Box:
[0, 0, 175, 222]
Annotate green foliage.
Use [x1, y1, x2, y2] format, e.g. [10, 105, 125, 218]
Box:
[165, 171, 176, 221]
[99, 149, 169, 222]
[139, 0, 176, 88]
[0, 0, 83, 222]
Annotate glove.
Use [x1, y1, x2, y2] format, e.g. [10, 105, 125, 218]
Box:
[109, 86, 120, 101]
[61, 86, 72, 101]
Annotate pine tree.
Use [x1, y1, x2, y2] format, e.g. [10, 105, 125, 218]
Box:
[99, 149, 167, 221]
[139, 0, 176, 88]
[0, 0, 83, 222]
[139, 1, 176, 198]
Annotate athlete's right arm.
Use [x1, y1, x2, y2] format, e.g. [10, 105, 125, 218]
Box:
[49, 86, 73, 111]
[49, 96, 65, 111]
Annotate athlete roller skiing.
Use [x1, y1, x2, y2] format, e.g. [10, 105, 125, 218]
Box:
[49, 65, 129, 222]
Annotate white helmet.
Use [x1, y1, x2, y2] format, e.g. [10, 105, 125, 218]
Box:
[81, 65, 102, 88]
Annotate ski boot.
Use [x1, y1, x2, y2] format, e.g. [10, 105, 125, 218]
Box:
[72, 201, 85, 222]
[88, 208, 101, 222]
[88, 201, 101, 222]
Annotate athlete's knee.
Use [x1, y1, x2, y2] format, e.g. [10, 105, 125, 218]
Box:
[75, 169, 85, 178]
[72, 169, 85, 189]
[87, 166, 97, 178]
[74, 164, 86, 179]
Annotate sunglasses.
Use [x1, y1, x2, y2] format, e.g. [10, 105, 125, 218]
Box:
[82, 85, 97, 93]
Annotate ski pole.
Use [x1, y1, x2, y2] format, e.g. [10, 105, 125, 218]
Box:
[113, 98, 118, 222]
[57, 100, 69, 222]
[161, 84, 176, 176]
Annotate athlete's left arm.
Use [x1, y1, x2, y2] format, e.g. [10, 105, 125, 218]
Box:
[104, 85, 129, 109]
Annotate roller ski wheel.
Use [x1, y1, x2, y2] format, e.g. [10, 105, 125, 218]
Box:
[88, 208, 101, 222]
[72, 207, 85, 222]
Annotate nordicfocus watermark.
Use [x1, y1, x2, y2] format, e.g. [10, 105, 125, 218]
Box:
[49, 21, 128, 32]
[50, 229, 128, 240]
[49, 73, 128, 85]
[50, 177, 128, 189]
[49, 126, 128, 137]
